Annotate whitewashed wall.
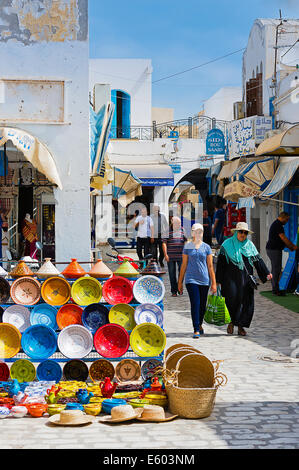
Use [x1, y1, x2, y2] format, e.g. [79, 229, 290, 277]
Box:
[203, 87, 242, 121]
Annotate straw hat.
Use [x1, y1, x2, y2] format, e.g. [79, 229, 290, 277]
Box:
[48, 409, 94, 426]
[137, 405, 178, 422]
[99, 405, 143, 424]
[231, 222, 253, 234]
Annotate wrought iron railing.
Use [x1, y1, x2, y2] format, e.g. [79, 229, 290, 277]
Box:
[110, 115, 228, 141]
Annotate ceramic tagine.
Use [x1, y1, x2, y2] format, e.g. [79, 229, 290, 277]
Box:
[99, 377, 118, 398]
[61, 258, 86, 279]
[141, 259, 166, 276]
[36, 258, 61, 279]
[88, 258, 112, 279]
[9, 260, 34, 278]
[114, 260, 139, 279]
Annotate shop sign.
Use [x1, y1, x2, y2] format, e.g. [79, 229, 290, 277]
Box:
[227, 115, 272, 159]
[169, 163, 181, 173]
[206, 128, 225, 155]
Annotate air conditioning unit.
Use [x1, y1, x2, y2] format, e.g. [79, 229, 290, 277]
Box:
[233, 102, 245, 120]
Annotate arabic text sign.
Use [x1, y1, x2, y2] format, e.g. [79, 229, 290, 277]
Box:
[227, 116, 272, 159]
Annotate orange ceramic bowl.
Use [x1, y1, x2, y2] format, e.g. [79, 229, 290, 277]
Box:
[56, 304, 83, 329]
[41, 277, 71, 306]
[27, 403, 48, 417]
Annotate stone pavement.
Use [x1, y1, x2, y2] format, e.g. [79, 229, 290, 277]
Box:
[0, 272, 298, 450]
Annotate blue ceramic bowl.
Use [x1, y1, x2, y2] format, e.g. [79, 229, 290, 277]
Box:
[30, 304, 58, 330]
[36, 360, 62, 383]
[82, 303, 109, 334]
[134, 303, 164, 327]
[21, 325, 57, 360]
[101, 399, 127, 414]
[65, 403, 84, 411]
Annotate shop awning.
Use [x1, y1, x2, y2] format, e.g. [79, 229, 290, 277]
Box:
[230, 157, 278, 191]
[260, 157, 299, 199]
[217, 158, 241, 180]
[90, 102, 115, 175]
[0, 127, 62, 189]
[113, 164, 174, 186]
[112, 167, 143, 207]
[223, 181, 261, 202]
[255, 124, 299, 157]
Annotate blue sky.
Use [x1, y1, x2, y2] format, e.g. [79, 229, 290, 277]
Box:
[88, 0, 299, 119]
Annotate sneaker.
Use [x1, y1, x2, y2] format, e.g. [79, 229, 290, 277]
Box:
[193, 333, 200, 339]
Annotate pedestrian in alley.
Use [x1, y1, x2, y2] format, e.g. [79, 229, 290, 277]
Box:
[203, 209, 212, 246]
[212, 201, 226, 245]
[150, 204, 169, 267]
[178, 223, 217, 338]
[162, 216, 186, 297]
[216, 222, 272, 337]
[134, 206, 154, 260]
[266, 211, 298, 296]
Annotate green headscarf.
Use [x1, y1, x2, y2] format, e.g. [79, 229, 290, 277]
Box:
[220, 232, 259, 270]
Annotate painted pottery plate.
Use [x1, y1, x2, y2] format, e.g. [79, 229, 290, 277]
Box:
[56, 304, 83, 330]
[108, 303, 136, 331]
[21, 325, 57, 360]
[58, 325, 93, 359]
[10, 277, 41, 306]
[93, 324, 130, 358]
[63, 359, 89, 382]
[0, 323, 21, 358]
[115, 359, 141, 382]
[3, 305, 31, 333]
[0, 277, 11, 303]
[10, 359, 36, 383]
[71, 277, 102, 306]
[141, 359, 163, 380]
[36, 360, 62, 383]
[30, 304, 58, 330]
[89, 359, 115, 382]
[133, 275, 165, 305]
[82, 303, 109, 333]
[130, 324, 166, 357]
[102, 276, 133, 305]
[0, 361, 10, 381]
[134, 303, 163, 327]
[41, 277, 71, 306]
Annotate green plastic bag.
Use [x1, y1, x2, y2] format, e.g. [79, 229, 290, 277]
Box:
[204, 290, 231, 326]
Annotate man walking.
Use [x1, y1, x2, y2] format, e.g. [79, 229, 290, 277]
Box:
[212, 201, 226, 245]
[134, 207, 154, 260]
[151, 205, 168, 267]
[266, 211, 298, 296]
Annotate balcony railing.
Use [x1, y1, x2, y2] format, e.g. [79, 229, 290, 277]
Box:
[110, 115, 229, 141]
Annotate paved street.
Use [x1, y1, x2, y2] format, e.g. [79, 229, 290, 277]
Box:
[0, 272, 298, 450]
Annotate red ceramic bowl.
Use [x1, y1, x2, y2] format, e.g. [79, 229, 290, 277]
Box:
[94, 324, 130, 358]
[56, 304, 83, 330]
[0, 361, 10, 381]
[102, 276, 133, 305]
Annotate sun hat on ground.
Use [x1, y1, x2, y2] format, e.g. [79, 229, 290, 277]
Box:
[137, 404, 178, 422]
[48, 409, 94, 426]
[231, 222, 253, 234]
[99, 405, 143, 424]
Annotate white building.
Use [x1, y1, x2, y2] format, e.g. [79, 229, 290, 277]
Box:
[203, 87, 242, 121]
[0, 0, 90, 264]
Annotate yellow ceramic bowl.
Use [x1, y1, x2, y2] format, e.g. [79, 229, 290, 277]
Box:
[56, 391, 76, 398]
[0, 393, 8, 398]
[47, 404, 67, 416]
[89, 396, 104, 404]
[113, 392, 141, 399]
[84, 404, 102, 416]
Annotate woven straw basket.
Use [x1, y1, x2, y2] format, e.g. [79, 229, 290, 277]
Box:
[164, 347, 201, 374]
[165, 343, 198, 359]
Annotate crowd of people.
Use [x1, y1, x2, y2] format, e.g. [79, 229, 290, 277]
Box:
[129, 204, 298, 338]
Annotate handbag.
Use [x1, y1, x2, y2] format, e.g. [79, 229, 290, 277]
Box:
[204, 289, 231, 326]
[244, 263, 259, 290]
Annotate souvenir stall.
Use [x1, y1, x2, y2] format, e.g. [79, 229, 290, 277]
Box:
[0, 255, 226, 423]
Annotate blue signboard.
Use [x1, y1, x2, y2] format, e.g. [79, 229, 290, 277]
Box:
[206, 128, 225, 155]
[169, 164, 181, 174]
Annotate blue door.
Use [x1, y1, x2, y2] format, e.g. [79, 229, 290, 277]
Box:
[111, 89, 131, 138]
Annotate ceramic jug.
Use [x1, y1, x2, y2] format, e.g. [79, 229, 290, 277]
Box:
[8, 379, 21, 397]
[99, 377, 118, 398]
[76, 388, 94, 404]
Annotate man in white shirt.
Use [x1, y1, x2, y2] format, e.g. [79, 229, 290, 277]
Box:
[134, 207, 154, 260]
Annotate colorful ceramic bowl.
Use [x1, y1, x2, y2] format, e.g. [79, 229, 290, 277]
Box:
[82, 303, 109, 334]
[0, 406, 10, 418]
[0, 323, 22, 358]
[89, 359, 115, 382]
[101, 398, 127, 414]
[130, 324, 166, 357]
[30, 304, 58, 330]
[113, 391, 140, 399]
[56, 304, 83, 330]
[21, 325, 57, 360]
[102, 276, 133, 305]
[0, 277, 11, 303]
[63, 360, 89, 382]
[115, 359, 141, 382]
[141, 359, 163, 380]
[84, 403, 102, 416]
[3, 305, 31, 333]
[108, 304, 136, 331]
[134, 303, 163, 327]
[65, 402, 84, 411]
[10, 405, 28, 418]
[36, 360, 62, 383]
[93, 324, 130, 358]
[71, 277, 102, 306]
[47, 404, 66, 416]
[10, 359, 36, 383]
[27, 403, 48, 417]
[126, 398, 152, 408]
[133, 275, 165, 305]
[58, 325, 93, 359]
[0, 361, 10, 381]
[10, 277, 41, 306]
[41, 277, 71, 306]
